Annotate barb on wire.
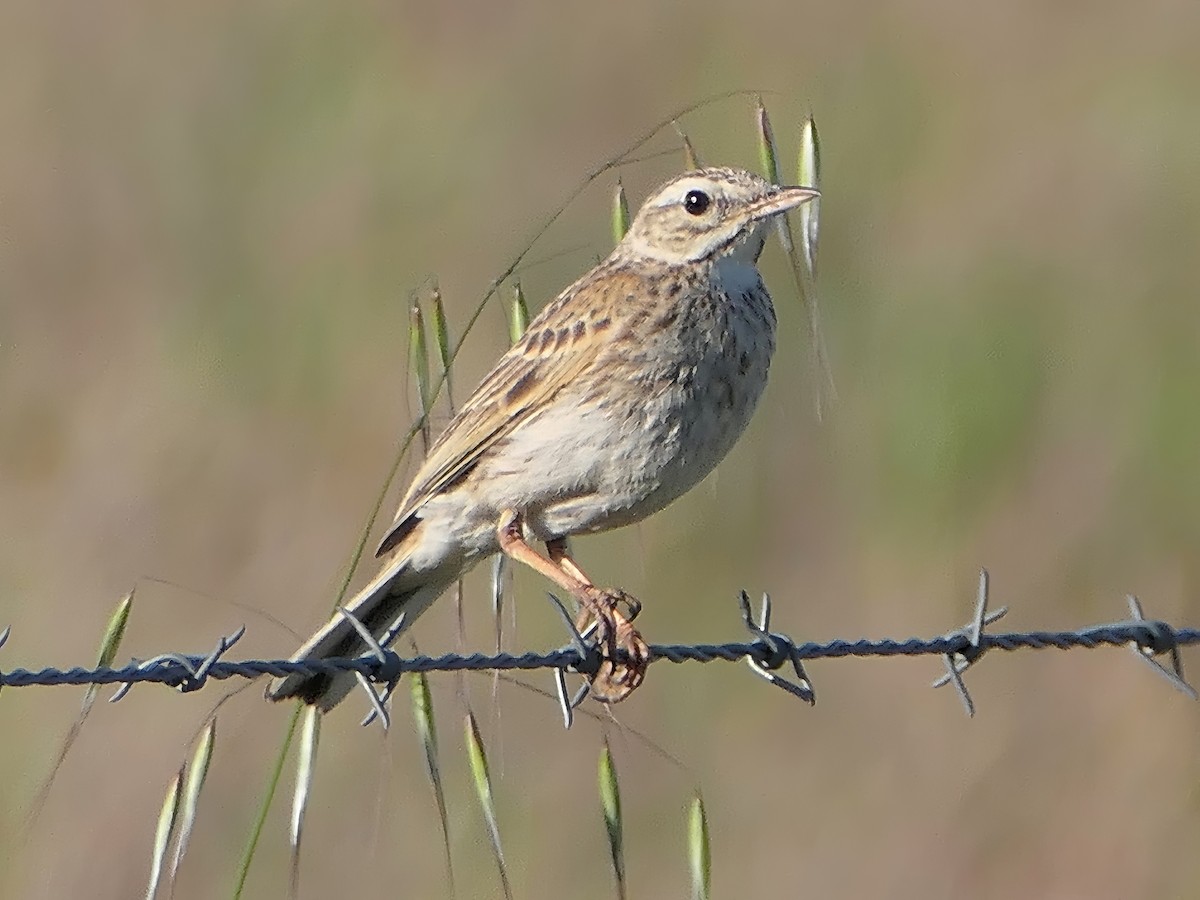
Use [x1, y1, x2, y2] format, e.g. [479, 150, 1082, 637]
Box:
[1123, 595, 1197, 700]
[545, 592, 593, 729]
[1, 577, 1197, 717]
[930, 569, 1008, 717]
[109, 627, 246, 703]
[350, 609, 407, 730]
[737, 591, 814, 704]
[187, 626, 247, 692]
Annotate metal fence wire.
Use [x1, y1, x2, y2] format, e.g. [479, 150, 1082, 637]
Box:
[1, 571, 1196, 725]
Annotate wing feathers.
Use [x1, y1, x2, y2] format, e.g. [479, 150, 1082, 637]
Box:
[375, 264, 645, 554]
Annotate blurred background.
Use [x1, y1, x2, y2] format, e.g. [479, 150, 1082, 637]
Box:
[2, 1, 1199, 897]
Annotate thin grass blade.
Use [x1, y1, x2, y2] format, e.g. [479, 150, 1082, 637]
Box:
[23, 590, 135, 831]
[428, 286, 470, 660]
[599, 741, 626, 900]
[168, 718, 217, 895]
[796, 114, 821, 277]
[233, 704, 301, 900]
[688, 793, 710, 900]
[287, 706, 320, 898]
[465, 711, 511, 900]
[88, 590, 135, 714]
[430, 283, 453, 395]
[145, 768, 183, 900]
[754, 104, 834, 419]
[674, 121, 701, 170]
[611, 180, 631, 245]
[509, 282, 530, 345]
[791, 113, 834, 417]
[754, 98, 793, 254]
[488, 553, 509, 706]
[754, 96, 781, 183]
[411, 670, 455, 895]
[410, 300, 433, 450]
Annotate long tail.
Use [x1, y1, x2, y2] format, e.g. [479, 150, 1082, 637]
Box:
[266, 550, 458, 711]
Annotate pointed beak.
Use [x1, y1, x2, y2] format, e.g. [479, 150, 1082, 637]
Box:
[745, 185, 820, 221]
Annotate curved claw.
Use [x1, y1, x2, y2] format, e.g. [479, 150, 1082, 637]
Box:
[577, 589, 650, 703]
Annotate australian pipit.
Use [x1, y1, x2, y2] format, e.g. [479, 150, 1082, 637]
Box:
[268, 166, 819, 711]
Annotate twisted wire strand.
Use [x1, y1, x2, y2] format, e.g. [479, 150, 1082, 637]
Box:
[2, 622, 1197, 693]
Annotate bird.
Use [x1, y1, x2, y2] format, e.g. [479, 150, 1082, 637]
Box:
[267, 166, 819, 711]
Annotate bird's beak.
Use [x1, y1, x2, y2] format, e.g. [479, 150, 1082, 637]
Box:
[745, 185, 820, 221]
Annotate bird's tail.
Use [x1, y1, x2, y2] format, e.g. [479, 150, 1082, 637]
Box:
[266, 543, 457, 711]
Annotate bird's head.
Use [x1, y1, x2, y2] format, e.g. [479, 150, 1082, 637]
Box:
[620, 166, 818, 265]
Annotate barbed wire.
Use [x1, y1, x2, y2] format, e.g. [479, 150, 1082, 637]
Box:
[1, 572, 1196, 724]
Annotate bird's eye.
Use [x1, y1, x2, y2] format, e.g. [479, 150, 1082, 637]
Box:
[683, 189, 711, 216]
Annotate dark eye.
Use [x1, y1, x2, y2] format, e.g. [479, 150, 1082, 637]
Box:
[683, 189, 711, 216]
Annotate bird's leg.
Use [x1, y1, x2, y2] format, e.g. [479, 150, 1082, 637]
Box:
[546, 537, 642, 624]
[545, 538, 599, 635]
[545, 537, 592, 586]
[543, 535, 649, 703]
[495, 511, 649, 702]
[495, 512, 589, 594]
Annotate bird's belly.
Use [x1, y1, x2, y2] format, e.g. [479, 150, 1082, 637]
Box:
[479, 323, 773, 540]
[577, 353, 769, 533]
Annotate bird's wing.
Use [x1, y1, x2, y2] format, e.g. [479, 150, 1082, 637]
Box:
[377, 263, 638, 556]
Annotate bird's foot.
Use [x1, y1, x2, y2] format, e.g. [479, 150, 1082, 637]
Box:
[575, 586, 650, 703]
